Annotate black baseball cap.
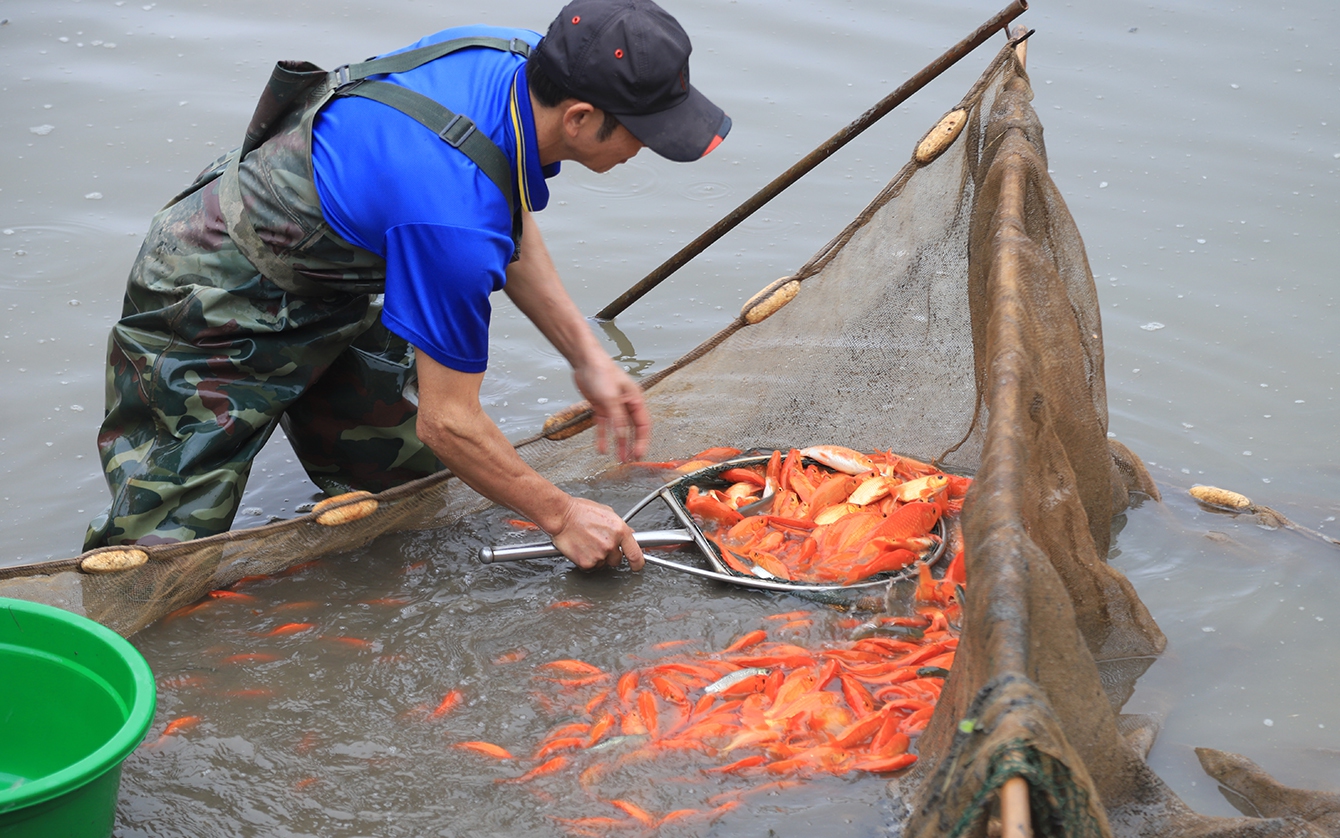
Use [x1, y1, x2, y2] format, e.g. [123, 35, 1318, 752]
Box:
[533, 0, 731, 161]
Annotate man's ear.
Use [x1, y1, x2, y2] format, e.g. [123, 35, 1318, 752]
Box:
[561, 101, 597, 139]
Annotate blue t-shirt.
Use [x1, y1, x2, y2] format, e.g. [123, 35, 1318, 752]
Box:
[311, 25, 558, 373]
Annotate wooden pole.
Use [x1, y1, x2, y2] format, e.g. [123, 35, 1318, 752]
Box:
[1000, 777, 1033, 838]
[1011, 23, 1030, 66]
[594, 0, 1031, 321]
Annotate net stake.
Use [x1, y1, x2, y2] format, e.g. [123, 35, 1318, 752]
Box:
[1000, 776, 1033, 838]
[595, 0, 1030, 321]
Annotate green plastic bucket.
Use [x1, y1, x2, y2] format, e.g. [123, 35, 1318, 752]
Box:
[0, 598, 156, 838]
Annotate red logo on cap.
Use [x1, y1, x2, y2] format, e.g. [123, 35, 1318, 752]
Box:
[571, 15, 580, 24]
[614, 48, 624, 59]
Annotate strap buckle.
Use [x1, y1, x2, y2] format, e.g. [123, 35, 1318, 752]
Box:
[509, 38, 531, 57]
[333, 64, 353, 89]
[438, 114, 476, 148]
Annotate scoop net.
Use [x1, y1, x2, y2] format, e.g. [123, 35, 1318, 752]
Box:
[3, 37, 1334, 838]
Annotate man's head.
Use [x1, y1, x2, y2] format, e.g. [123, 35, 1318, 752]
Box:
[529, 0, 730, 162]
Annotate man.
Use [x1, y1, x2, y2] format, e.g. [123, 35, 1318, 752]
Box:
[84, 0, 731, 571]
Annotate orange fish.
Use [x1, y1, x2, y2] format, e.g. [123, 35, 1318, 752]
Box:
[691, 446, 743, 462]
[650, 639, 695, 651]
[609, 799, 656, 827]
[584, 689, 611, 715]
[649, 674, 689, 706]
[292, 777, 320, 791]
[540, 659, 604, 676]
[832, 710, 887, 749]
[543, 674, 609, 688]
[587, 713, 616, 748]
[295, 731, 320, 754]
[164, 602, 210, 622]
[764, 609, 816, 622]
[492, 648, 529, 665]
[655, 809, 702, 827]
[255, 622, 315, 637]
[686, 486, 743, 527]
[207, 590, 257, 602]
[616, 671, 639, 705]
[704, 754, 766, 774]
[272, 600, 320, 613]
[534, 736, 586, 761]
[723, 629, 767, 653]
[546, 600, 592, 610]
[455, 741, 514, 759]
[675, 458, 718, 473]
[869, 501, 941, 544]
[150, 715, 201, 747]
[638, 691, 660, 739]
[839, 674, 876, 717]
[323, 636, 374, 650]
[430, 690, 463, 719]
[851, 753, 917, 773]
[720, 467, 765, 487]
[496, 755, 568, 784]
[798, 445, 877, 475]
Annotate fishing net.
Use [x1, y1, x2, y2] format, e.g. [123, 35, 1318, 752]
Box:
[2, 37, 1334, 838]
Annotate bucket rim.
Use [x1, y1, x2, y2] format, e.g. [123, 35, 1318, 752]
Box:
[0, 597, 157, 814]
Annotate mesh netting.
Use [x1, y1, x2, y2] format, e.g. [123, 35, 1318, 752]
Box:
[3, 40, 1336, 838]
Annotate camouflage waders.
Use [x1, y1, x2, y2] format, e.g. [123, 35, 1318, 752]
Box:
[86, 38, 530, 549]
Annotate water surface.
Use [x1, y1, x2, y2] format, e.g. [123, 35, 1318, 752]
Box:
[2, 0, 1338, 829]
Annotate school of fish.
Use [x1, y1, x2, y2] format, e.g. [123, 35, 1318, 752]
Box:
[657, 445, 967, 585]
[438, 446, 972, 832]
[143, 445, 970, 833]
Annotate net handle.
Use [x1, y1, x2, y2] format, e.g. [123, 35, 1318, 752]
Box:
[594, 0, 1030, 321]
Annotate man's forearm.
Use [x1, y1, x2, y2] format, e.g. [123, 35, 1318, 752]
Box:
[415, 373, 573, 534]
[411, 353, 643, 570]
[504, 212, 607, 370]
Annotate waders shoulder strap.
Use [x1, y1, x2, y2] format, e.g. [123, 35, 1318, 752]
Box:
[335, 81, 516, 220]
[341, 36, 532, 83]
[333, 37, 533, 224]
[219, 36, 533, 291]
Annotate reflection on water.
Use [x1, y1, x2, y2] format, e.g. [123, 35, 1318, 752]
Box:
[596, 319, 656, 379]
[1, 0, 1337, 829]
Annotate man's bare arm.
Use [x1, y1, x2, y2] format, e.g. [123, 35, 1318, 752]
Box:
[503, 211, 650, 461]
[412, 351, 644, 571]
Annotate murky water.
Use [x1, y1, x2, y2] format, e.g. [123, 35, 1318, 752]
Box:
[121, 479, 926, 837]
[2, 0, 1338, 830]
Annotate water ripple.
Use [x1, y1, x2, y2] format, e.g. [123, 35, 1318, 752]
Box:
[1, 220, 136, 291]
[681, 180, 731, 202]
[571, 159, 661, 199]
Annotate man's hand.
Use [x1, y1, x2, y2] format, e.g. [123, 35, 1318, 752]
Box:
[503, 212, 653, 463]
[549, 496, 645, 571]
[572, 358, 651, 463]
[414, 353, 645, 574]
